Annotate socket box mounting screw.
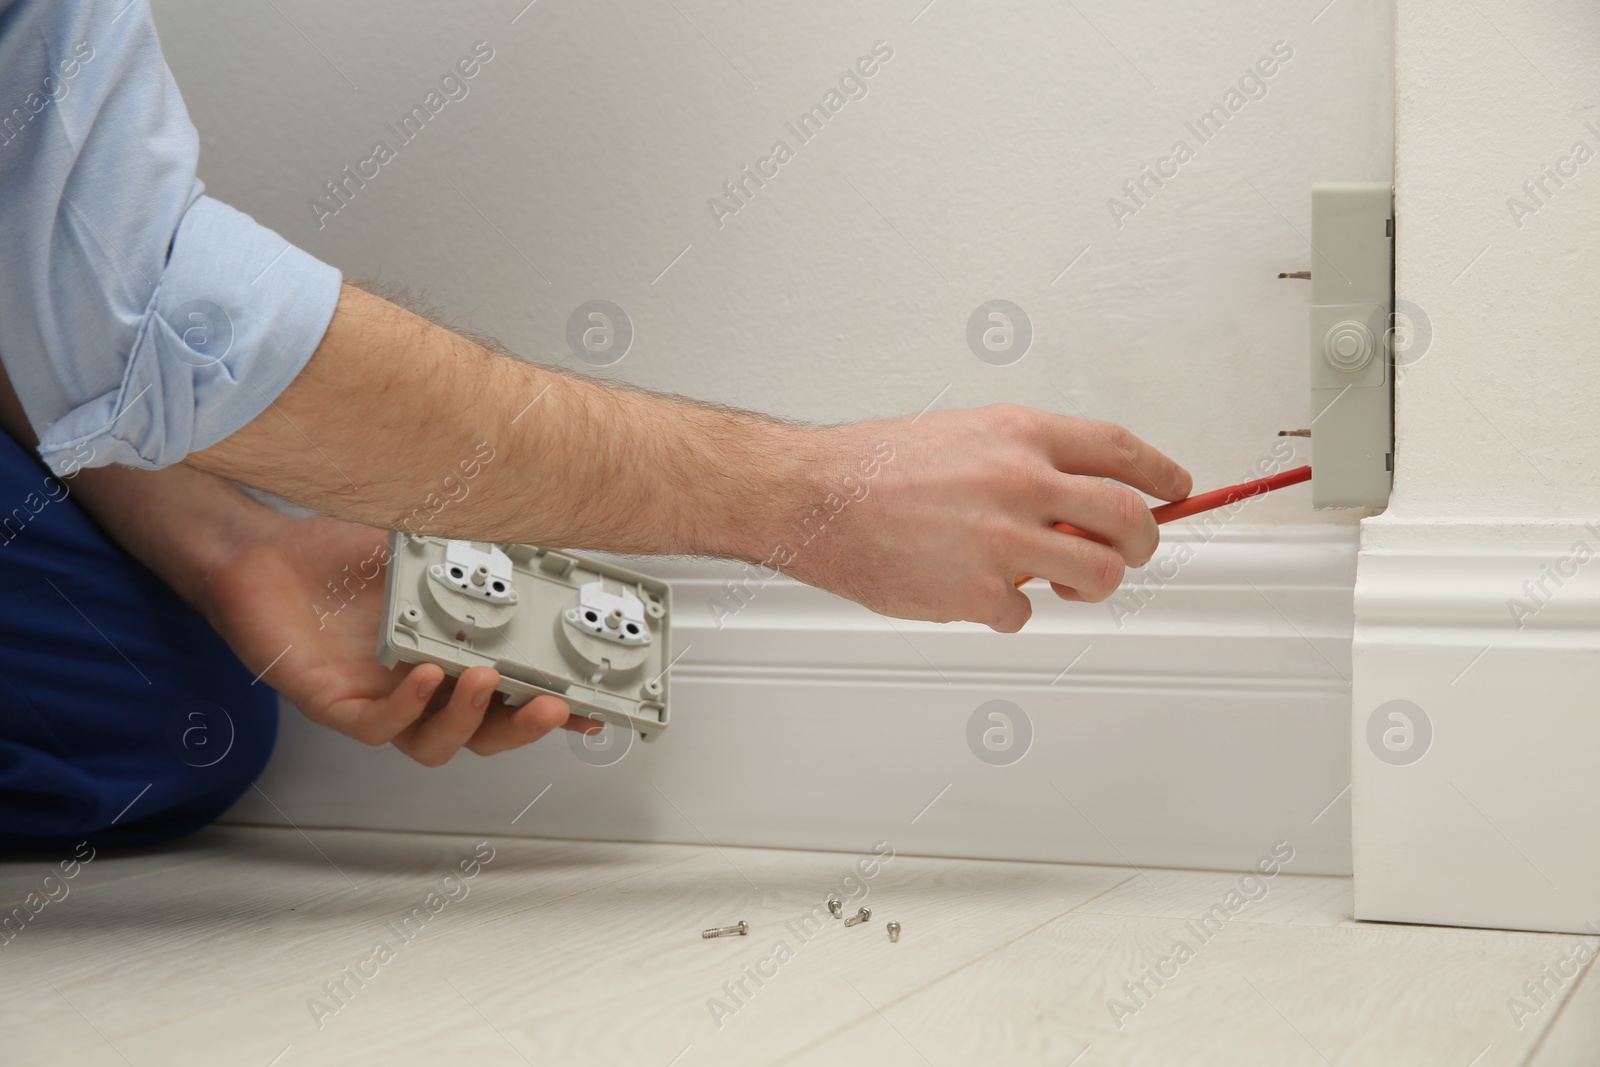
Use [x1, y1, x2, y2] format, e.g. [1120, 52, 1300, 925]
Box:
[844, 907, 871, 928]
[887, 921, 901, 942]
[828, 894, 843, 919]
[701, 921, 749, 939]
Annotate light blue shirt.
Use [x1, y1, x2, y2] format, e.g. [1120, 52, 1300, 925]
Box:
[0, 0, 341, 474]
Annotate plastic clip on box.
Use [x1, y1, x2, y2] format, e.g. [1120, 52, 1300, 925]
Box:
[377, 535, 673, 742]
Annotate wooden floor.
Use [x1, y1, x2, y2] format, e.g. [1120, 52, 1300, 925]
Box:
[2, 827, 1595, 1067]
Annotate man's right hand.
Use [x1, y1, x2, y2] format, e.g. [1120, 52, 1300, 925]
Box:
[775, 404, 1192, 633]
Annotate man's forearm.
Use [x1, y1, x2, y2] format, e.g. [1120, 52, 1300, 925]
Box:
[187, 283, 1194, 632]
[189, 285, 812, 563]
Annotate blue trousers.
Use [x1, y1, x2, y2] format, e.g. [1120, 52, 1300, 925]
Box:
[0, 428, 276, 852]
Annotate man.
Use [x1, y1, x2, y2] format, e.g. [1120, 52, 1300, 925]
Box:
[0, 0, 1191, 850]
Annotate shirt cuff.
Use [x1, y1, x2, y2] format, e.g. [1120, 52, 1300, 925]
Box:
[35, 192, 342, 475]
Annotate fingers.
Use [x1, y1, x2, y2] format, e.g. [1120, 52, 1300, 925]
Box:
[339, 662, 445, 747]
[1047, 475, 1161, 567]
[394, 665, 501, 766]
[1014, 524, 1128, 602]
[1039, 414, 1192, 502]
[464, 695, 574, 756]
[340, 663, 588, 764]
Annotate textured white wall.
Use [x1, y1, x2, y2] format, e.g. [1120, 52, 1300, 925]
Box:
[149, 0, 1391, 525]
[1389, 0, 1600, 520]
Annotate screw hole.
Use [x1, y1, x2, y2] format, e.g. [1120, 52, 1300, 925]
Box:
[584, 610, 599, 623]
[450, 566, 464, 580]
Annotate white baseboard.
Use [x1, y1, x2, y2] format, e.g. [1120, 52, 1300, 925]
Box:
[227, 526, 1360, 876]
[1353, 517, 1600, 934]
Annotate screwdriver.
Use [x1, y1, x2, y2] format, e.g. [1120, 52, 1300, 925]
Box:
[1014, 465, 1312, 587]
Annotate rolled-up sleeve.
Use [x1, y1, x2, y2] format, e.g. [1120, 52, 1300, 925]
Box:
[0, 0, 341, 474]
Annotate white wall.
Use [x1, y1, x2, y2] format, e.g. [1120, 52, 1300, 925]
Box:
[150, 0, 1391, 519]
[1352, 0, 1600, 933]
[1387, 0, 1600, 521]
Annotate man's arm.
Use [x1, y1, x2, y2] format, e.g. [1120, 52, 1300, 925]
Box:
[0, 0, 1188, 634]
[190, 285, 1193, 632]
[0, 371, 581, 766]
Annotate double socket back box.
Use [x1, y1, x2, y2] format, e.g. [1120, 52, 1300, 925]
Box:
[376, 534, 673, 742]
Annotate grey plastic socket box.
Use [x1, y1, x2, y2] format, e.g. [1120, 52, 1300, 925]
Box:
[376, 534, 672, 742]
[1308, 181, 1394, 509]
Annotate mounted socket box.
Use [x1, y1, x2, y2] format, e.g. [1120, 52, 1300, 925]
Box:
[1308, 182, 1394, 509]
[377, 535, 673, 742]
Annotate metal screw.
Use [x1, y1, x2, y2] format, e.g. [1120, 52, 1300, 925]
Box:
[844, 907, 871, 928]
[701, 921, 749, 939]
[887, 921, 901, 942]
[827, 894, 843, 919]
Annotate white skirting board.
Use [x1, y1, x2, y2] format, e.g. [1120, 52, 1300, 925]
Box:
[1353, 517, 1600, 934]
[225, 527, 1360, 876]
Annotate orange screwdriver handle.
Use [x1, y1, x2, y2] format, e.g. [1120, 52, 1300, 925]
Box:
[1014, 465, 1312, 587]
